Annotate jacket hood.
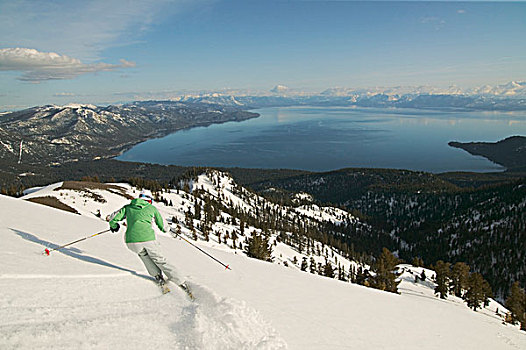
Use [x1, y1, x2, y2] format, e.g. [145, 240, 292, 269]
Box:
[130, 198, 151, 208]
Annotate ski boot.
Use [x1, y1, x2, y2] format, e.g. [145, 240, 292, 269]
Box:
[155, 275, 171, 294]
[178, 281, 195, 301]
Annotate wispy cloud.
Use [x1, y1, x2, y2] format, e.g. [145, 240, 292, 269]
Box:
[419, 16, 446, 30]
[0, 48, 135, 82]
[0, 0, 199, 61]
[53, 92, 77, 97]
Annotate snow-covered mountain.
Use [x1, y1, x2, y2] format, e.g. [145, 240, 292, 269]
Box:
[319, 81, 526, 98]
[0, 101, 257, 166]
[171, 81, 526, 111]
[1, 170, 524, 349]
[270, 85, 290, 94]
[468, 81, 526, 97]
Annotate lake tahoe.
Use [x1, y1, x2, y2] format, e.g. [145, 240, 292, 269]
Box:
[117, 107, 526, 173]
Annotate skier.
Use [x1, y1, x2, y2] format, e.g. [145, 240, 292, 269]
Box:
[109, 193, 189, 295]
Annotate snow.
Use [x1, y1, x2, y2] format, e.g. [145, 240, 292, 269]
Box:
[293, 192, 313, 202]
[63, 103, 98, 110]
[2, 172, 525, 349]
[0, 140, 14, 153]
[0, 195, 285, 349]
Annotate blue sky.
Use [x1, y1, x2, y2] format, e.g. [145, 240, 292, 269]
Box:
[0, 0, 525, 109]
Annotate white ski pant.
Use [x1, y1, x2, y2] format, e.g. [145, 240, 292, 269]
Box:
[126, 240, 181, 284]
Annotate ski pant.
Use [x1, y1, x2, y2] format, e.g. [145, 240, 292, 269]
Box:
[126, 240, 181, 284]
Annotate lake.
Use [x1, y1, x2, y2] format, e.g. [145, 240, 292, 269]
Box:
[117, 106, 526, 173]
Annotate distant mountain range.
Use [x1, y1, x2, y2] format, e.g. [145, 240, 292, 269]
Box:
[174, 81, 526, 111]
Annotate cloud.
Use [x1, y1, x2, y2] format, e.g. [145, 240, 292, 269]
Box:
[53, 92, 76, 97]
[419, 16, 446, 30]
[0, 0, 202, 60]
[457, 9, 466, 14]
[0, 48, 135, 82]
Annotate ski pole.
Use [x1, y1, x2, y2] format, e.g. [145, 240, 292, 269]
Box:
[170, 228, 231, 270]
[43, 229, 111, 256]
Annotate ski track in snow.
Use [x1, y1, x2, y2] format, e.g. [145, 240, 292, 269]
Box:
[0, 276, 286, 350]
[172, 283, 287, 350]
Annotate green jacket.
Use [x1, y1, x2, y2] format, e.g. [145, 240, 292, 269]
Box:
[109, 198, 166, 243]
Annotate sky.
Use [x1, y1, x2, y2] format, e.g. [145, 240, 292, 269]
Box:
[0, 0, 525, 110]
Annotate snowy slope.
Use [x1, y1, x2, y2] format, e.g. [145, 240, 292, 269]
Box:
[21, 171, 362, 274]
[2, 173, 525, 349]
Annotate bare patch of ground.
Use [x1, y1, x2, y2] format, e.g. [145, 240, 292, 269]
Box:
[26, 196, 79, 214]
[55, 181, 133, 202]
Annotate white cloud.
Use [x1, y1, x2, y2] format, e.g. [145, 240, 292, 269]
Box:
[457, 9, 466, 14]
[0, 0, 201, 61]
[53, 92, 76, 97]
[419, 16, 446, 30]
[0, 48, 136, 82]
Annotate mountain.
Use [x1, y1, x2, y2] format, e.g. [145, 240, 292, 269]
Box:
[0, 101, 258, 166]
[318, 81, 526, 99]
[243, 168, 526, 299]
[175, 89, 526, 111]
[468, 81, 526, 97]
[2, 169, 524, 348]
[270, 85, 290, 94]
[449, 136, 526, 171]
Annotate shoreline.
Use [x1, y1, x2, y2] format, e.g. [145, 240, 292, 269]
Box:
[114, 106, 519, 174]
[111, 111, 262, 159]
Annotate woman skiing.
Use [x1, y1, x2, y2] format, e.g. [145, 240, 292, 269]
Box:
[108, 193, 189, 295]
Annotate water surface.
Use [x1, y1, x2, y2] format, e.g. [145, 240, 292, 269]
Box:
[118, 107, 526, 173]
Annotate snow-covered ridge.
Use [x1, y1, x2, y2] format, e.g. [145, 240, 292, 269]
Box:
[60, 103, 98, 110]
[21, 170, 361, 272]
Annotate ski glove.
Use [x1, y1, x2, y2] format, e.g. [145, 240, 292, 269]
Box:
[110, 223, 120, 233]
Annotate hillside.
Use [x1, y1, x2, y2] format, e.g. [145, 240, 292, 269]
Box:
[449, 136, 526, 171]
[1, 170, 524, 348]
[0, 102, 258, 166]
[243, 168, 526, 299]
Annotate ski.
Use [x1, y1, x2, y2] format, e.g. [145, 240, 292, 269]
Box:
[160, 283, 171, 294]
[178, 282, 195, 301]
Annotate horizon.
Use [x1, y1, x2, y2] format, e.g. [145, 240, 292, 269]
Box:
[1, 0, 525, 110]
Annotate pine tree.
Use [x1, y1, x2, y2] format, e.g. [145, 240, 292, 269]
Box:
[433, 260, 450, 299]
[465, 272, 485, 311]
[370, 248, 400, 294]
[505, 282, 526, 330]
[349, 265, 356, 283]
[309, 257, 317, 274]
[202, 223, 210, 242]
[175, 224, 182, 236]
[482, 279, 493, 308]
[323, 259, 335, 278]
[245, 234, 273, 261]
[194, 202, 201, 220]
[300, 257, 308, 271]
[231, 230, 238, 249]
[355, 266, 365, 285]
[450, 262, 470, 297]
[185, 210, 194, 230]
[338, 264, 346, 281]
[420, 270, 427, 282]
